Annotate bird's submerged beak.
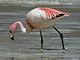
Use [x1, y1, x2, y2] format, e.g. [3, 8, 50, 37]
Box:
[9, 30, 15, 41]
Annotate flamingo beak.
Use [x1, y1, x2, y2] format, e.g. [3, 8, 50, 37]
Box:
[9, 30, 15, 41]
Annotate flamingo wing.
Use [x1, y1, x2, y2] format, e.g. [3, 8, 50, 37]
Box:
[39, 7, 67, 20]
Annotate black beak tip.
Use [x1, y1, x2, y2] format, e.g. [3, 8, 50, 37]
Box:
[9, 30, 15, 41]
[10, 37, 15, 41]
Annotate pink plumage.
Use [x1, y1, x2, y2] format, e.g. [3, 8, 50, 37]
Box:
[9, 22, 17, 33]
[40, 7, 60, 19]
[39, 7, 69, 19]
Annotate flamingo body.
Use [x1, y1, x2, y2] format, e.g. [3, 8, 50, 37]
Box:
[26, 7, 69, 32]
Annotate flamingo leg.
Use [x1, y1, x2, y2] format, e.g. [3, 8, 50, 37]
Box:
[40, 30, 43, 50]
[53, 27, 65, 49]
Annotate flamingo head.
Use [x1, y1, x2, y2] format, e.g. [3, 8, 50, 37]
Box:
[9, 21, 26, 41]
[9, 23, 17, 41]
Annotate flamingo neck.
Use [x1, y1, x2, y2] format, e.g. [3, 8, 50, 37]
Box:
[14, 21, 26, 33]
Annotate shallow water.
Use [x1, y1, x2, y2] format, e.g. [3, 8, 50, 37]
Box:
[0, 4, 80, 60]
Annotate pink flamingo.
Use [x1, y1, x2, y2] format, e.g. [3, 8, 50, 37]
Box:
[9, 7, 69, 49]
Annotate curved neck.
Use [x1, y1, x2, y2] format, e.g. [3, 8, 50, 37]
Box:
[15, 21, 26, 33]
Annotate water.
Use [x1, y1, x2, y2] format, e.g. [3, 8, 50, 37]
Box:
[0, 4, 80, 60]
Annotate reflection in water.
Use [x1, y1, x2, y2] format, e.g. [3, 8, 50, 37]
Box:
[40, 50, 49, 60]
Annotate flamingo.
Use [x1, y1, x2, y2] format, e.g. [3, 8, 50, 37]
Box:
[9, 7, 69, 50]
